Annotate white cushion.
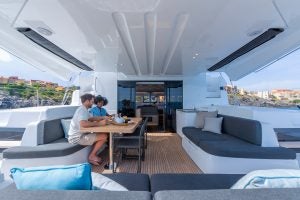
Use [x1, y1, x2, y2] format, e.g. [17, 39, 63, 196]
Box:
[202, 117, 223, 134]
[61, 119, 71, 139]
[91, 172, 128, 191]
[195, 111, 218, 128]
[231, 169, 300, 189]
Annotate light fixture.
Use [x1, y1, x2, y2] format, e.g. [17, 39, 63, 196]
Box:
[0, 48, 12, 62]
[192, 56, 196, 59]
[247, 29, 263, 37]
[36, 27, 53, 36]
[195, 53, 199, 56]
[208, 28, 284, 71]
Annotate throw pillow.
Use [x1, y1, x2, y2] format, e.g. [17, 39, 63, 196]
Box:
[10, 163, 92, 190]
[91, 172, 128, 191]
[195, 111, 218, 128]
[202, 117, 223, 134]
[61, 119, 71, 138]
[231, 169, 300, 189]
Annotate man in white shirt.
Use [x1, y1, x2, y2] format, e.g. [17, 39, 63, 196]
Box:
[68, 93, 107, 165]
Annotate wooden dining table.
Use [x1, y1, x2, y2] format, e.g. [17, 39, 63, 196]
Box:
[80, 117, 142, 171]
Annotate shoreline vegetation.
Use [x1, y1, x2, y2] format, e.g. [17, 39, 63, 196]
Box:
[227, 91, 300, 109]
[0, 82, 299, 110]
[0, 83, 75, 109]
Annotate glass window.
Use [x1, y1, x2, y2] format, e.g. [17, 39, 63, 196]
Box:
[228, 49, 300, 109]
[0, 48, 74, 109]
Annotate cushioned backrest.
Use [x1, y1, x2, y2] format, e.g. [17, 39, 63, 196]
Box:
[218, 114, 262, 146]
[37, 119, 65, 145]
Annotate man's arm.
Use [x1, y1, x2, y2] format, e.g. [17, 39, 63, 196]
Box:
[80, 119, 106, 128]
[88, 116, 107, 122]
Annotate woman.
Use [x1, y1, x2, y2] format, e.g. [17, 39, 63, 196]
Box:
[90, 95, 109, 118]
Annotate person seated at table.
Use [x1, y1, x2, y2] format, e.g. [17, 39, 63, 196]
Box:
[68, 93, 108, 166]
[90, 95, 110, 119]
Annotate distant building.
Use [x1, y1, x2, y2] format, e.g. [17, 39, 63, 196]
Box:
[225, 85, 238, 93]
[45, 82, 58, 88]
[0, 76, 63, 91]
[15, 79, 25, 85]
[255, 91, 270, 99]
[271, 89, 300, 100]
[8, 76, 18, 84]
[30, 80, 43, 86]
[55, 86, 65, 91]
[248, 91, 257, 96]
[0, 76, 8, 84]
[239, 88, 246, 95]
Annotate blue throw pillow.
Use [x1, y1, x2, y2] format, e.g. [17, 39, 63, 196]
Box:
[10, 163, 92, 190]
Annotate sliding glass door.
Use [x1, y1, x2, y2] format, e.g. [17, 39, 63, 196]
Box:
[117, 80, 183, 132]
[117, 81, 136, 117]
[165, 81, 183, 131]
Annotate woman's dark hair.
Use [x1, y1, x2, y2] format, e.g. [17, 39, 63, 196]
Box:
[94, 95, 108, 106]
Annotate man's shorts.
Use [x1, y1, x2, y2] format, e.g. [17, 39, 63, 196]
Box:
[78, 133, 97, 145]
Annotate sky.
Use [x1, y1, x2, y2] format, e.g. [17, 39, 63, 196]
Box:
[232, 49, 300, 91]
[1, 47, 300, 91]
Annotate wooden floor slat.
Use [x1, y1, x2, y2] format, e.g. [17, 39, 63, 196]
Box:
[93, 133, 202, 174]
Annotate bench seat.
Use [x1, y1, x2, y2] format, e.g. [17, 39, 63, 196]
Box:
[182, 127, 296, 159]
[3, 138, 85, 159]
[1, 118, 91, 179]
[150, 174, 243, 195]
[103, 173, 150, 191]
[4, 173, 151, 192]
[0, 190, 151, 200]
[154, 189, 300, 200]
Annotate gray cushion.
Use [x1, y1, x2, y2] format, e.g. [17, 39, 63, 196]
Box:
[38, 118, 70, 145]
[198, 138, 296, 159]
[0, 127, 25, 134]
[154, 189, 300, 200]
[103, 173, 150, 191]
[0, 128, 24, 140]
[219, 114, 262, 145]
[183, 127, 296, 159]
[182, 127, 229, 144]
[150, 174, 243, 195]
[3, 138, 85, 159]
[0, 190, 151, 200]
[195, 111, 218, 128]
[274, 128, 300, 141]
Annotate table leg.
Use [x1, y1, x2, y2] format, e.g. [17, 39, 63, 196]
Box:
[109, 132, 114, 171]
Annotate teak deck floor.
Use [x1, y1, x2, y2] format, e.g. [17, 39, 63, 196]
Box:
[93, 132, 202, 175]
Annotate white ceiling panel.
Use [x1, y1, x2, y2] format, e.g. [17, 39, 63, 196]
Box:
[0, 0, 299, 80]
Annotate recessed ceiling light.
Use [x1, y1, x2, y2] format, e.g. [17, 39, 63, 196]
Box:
[192, 56, 196, 59]
[247, 29, 263, 37]
[36, 27, 53, 36]
[195, 53, 199, 56]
